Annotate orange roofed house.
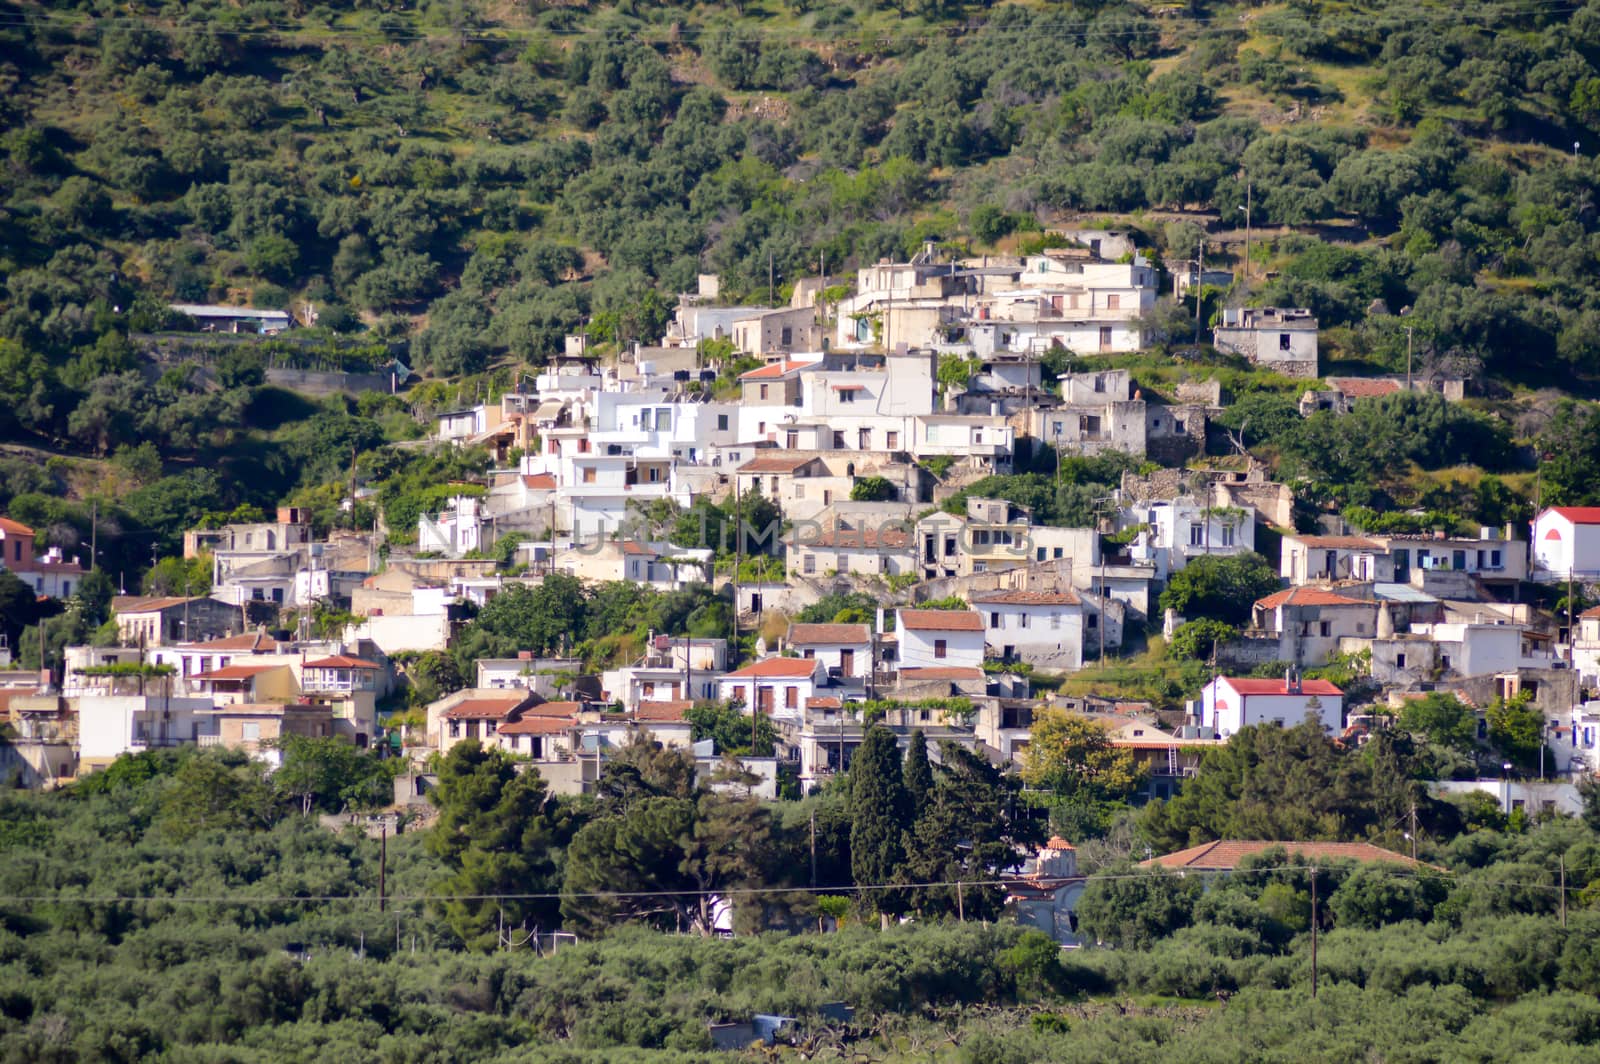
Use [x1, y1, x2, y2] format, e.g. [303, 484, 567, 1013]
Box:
[1199, 672, 1344, 739]
[1142, 839, 1436, 875]
[0, 516, 84, 599]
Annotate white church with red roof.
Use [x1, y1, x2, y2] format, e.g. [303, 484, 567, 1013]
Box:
[1200, 671, 1344, 738]
[1531, 506, 1600, 581]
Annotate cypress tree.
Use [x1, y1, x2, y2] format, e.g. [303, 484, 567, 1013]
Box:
[904, 728, 933, 809]
[849, 724, 910, 916]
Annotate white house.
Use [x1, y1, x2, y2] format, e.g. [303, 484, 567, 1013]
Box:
[716, 657, 828, 722]
[786, 622, 874, 680]
[1199, 674, 1344, 738]
[895, 609, 986, 670]
[969, 589, 1084, 671]
[1531, 507, 1600, 581]
[1123, 497, 1255, 580]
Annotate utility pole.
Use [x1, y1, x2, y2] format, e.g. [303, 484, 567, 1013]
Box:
[1404, 325, 1414, 391]
[1194, 239, 1205, 345]
[768, 250, 775, 305]
[1409, 801, 1419, 863]
[809, 809, 817, 888]
[1243, 181, 1252, 283]
[90, 500, 98, 573]
[1310, 867, 1319, 999]
[1560, 854, 1568, 927]
[379, 821, 388, 914]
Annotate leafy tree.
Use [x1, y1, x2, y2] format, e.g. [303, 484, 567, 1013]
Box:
[1158, 552, 1280, 627]
[684, 700, 776, 756]
[1486, 693, 1547, 772]
[273, 736, 391, 815]
[1076, 865, 1202, 947]
[1398, 692, 1479, 755]
[1022, 710, 1145, 801]
[1168, 618, 1237, 660]
[850, 476, 896, 502]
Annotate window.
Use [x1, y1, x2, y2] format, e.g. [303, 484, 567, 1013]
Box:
[760, 384, 769, 400]
[785, 687, 798, 709]
[1050, 614, 1061, 630]
[582, 468, 596, 484]
[1279, 333, 1292, 351]
[718, 414, 729, 430]
[841, 389, 855, 403]
[1396, 653, 1407, 669]
[1491, 549, 1502, 569]
[1053, 547, 1065, 559]
[934, 639, 948, 659]
[1174, 419, 1185, 433]
[1189, 525, 1204, 547]
[1106, 294, 1120, 311]
[780, 327, 792, 346]
[1087, 615, 1098, 630]
[242, 722, 260, 740]
[833, 431, 846, 448]
[990, 612, 1001, 628]
[1036, 547, 1047, 562]
[886, 431, 899, 449]
[769, 477, 779, 494]
[10, 541, 19, 561]
[1018, 613, 1029, 629]
[803, 552, 817, 575]
[1221, 524, 1235, 547]
[1319, 621, 1332, 637]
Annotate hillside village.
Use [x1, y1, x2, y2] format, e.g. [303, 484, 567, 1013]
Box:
[3, 229, 1593, 923]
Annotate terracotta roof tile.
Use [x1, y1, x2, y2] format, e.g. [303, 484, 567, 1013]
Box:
[194, 663, 287, 681]
[898, 666, 986, 680]
[635, 700, 695, 721]
[788, 623, 871, 645]
[0, 516, 35, 536]
[521, 474, 557, 490]
[739, 359, 808, 380]
[497, 716, 573, 735]
[1218, 677, 1343, 697]
[442, 697, 527, 720]
[179, 632, 277, 652]
[724, 657, 821, 679]
[1143, 840, 1431, 871]
[805, 696, 844, 709]
[1328, 377, 1403, 399]
[1548, 507, 1600, 524]
[302, 655, 381, 670]
[1255, 587, 1371, 609]
[1289, 535, 1384, 549]
[737, 455, 819, 474]
[112, 595, 197, 614]
[899, 609, 983, 632]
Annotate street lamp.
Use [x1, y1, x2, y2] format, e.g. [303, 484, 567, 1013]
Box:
[1502, 762, 1514, 816]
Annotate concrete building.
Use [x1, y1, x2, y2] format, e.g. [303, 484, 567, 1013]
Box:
[1213, 307, 1319, 378]
[969, 589, 1085, 671]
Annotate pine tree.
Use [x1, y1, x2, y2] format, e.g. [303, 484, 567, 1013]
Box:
[849, 724, 910, 918]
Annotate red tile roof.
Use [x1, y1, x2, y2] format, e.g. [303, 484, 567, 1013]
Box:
[1218, 677, 1343, 697]
[788, 622, 871, 645]
[635, 700, 695, 721]
[521, 474, 557, 490]
[1328, 377, 1402, 399]
[737, 455, 819, 474]
[180, 631, 277, 652]
[723, 657, 821, 679]
[1143, 840, 1429, 871]
[1582, 606, 1600, 620]
[740, 360, 808, 380]
[0, 516, 35, 536]
[194, 663, 287, 681]
[498, 715, 573, 735]
[525, 700, 583, 716]
[899, 666, 986, 680]
[302, 655, 381, 670]
[805, 696, 844, 709]
[1045, 836, 1076, 851]
[442, 697, 526, 720]
[619, 541, 658, 556]
[1548, 507, 1600, 525]
[970, 589, 1081, 606]
[899, 609, 983, 632]
[1255, 587, 1371, 610]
